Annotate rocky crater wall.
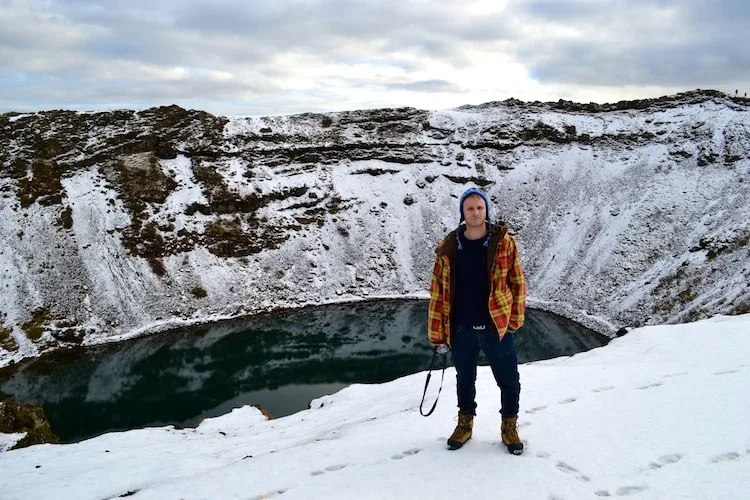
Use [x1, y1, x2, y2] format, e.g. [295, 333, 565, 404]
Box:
[1, 90, 749, 366]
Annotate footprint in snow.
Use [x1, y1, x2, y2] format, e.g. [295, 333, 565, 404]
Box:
[314, 435, 340, 442]
[615, 485, 649, 496]
[649, 453, 683, 469]
[310, 464, 348, 476]
[554, 461, 591, 482]
[712, 369, 738, 375]
[391, 448, 422, 460]
[250, 489, 287, 499]
[711, 452, 742, 463]
[661, 372, 688, 379]
[526, 405, 548, 414]
[558, 397, 576, 404]
[594, 485, 652, 496]
[592, 386, 615, 393]
[636, 382, 662, 390]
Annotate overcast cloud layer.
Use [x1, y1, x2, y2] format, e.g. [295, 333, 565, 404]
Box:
[1, 0, 748, 116]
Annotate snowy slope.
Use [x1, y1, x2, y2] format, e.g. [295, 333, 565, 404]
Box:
[1, 91, 750, 366]
[1, 314, 748, 499]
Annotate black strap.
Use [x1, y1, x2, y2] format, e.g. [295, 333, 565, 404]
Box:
[419, 347, 448, 417]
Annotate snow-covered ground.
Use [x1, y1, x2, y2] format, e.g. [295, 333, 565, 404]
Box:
[2, 314, 748, 499]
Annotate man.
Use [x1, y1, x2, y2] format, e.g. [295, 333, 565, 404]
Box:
[427, 187, 527, 455]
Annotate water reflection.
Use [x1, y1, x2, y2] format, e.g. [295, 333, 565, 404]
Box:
[0, 300, 607, 443]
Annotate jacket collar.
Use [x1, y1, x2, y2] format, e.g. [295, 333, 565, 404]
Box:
[436, 223, 508, 259]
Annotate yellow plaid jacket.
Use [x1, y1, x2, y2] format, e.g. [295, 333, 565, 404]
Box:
[428, 224, 526, 346]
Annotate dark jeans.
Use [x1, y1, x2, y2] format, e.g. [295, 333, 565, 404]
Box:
[451, 325, 521, 418]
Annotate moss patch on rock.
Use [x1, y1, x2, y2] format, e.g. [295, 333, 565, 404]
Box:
[105, 154, 177, 216]
[17, 160, 65, 208]
[0, 326, 17, 352]
[56, 205, 74, 230]
[730, 301, 750, 315]
[22, 309, 49, 341]
[99, 155, 178, 273]
[203, 216, 288, 257]
[0, 397, 60, 449]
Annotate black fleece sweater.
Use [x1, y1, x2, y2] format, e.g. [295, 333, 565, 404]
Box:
[453, 230, 492, 330]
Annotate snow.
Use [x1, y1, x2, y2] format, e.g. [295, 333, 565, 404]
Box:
[1, 314, 748, 499]
[62, 169, 153, 329]
[0, 433, 25, 452]
[220, 157, 255, 197]
[159, 155, 209, 230]
[7, 114, 30, 123]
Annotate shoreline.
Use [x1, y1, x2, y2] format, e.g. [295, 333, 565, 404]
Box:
[0, 295, 613, 374]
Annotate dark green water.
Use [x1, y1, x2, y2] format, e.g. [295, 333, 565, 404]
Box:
[0, 300, 608, 443]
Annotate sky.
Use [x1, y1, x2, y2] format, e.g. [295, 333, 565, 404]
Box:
[1, 0, 749, 116]
[1, 313, 749, 499]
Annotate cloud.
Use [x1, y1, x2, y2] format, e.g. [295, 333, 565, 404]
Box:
[0, 0, 748, 115]
[385, 79, 462, 92]
[509, 0, 750, 87]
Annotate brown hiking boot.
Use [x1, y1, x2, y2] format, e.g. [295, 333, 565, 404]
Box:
[501, 417, 524, 455]
[447, 412, 473, 450]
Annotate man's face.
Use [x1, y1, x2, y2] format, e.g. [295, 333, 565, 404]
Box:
[462, 194, 486, 228]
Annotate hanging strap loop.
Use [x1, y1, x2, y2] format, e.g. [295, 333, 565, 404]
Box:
[419, 346, 448, 417]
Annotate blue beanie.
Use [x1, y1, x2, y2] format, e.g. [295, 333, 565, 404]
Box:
[457, 187, 491, 249]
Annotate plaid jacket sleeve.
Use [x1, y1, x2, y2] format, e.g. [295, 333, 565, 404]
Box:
[507, 236, 526, 331]
[427, 254, 447, 345]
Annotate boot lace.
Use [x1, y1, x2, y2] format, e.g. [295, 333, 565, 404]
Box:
[454, 413, 472, 434]
[502, 419, 520, 442]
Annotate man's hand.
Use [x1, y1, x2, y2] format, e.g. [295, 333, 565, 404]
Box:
[434, 344, 449, 355]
